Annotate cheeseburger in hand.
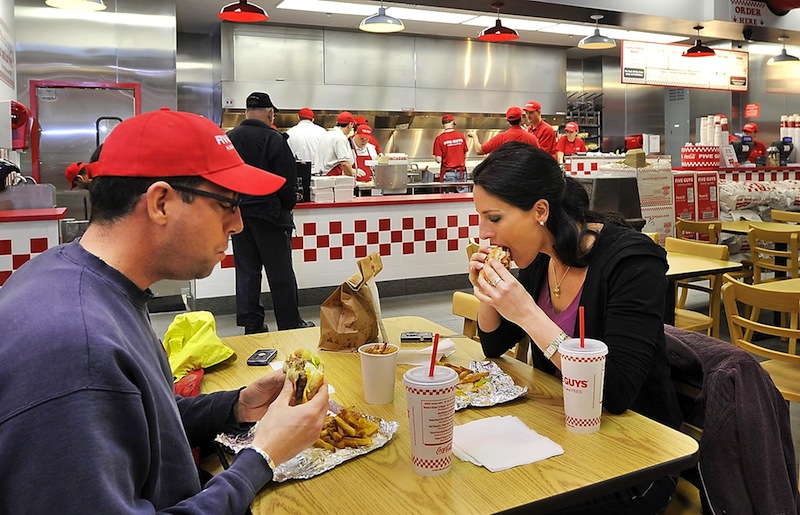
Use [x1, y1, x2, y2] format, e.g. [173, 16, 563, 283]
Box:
[283, 349, 324, 404]
[480, 246, 512, 281]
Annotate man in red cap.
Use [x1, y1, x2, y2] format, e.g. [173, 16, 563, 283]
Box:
[350, 124, 378, 182]
[0, 107, 329, 513]
[315, 111, 356, 176]
[286, 107, 327, 172]
[354, 115, 382, 154]
[467, 107, 540, 156]
[433, 114, 469, 192]
[741, 122, 766, 163]
[227, 92, 314, 333]
[555, 121, 587, 164]
[524, 100, 558, 159]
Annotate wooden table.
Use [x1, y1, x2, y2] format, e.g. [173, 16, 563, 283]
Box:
[201, 316, 699, 514]
[748, 277, 800, 293]
[664, 252, 743, 325]
[721, 220, 800, 235]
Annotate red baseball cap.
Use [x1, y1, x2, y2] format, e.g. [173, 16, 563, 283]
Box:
[354, 115, 369, 125]
[441, 114, 454, 123]
[298, 107, 314, 120]
[506, 107, 523, 121]
[64, 162, 85, 190]
[743, 122, 759, 132]
[356, 125, 373, 136]
[337, 111, 356, 125]
[90, 107, 285, 196]
[524, 100, 541, 112]
[565, 122, 579, 132]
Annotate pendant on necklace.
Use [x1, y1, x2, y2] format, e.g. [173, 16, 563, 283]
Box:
[553, 285, 560, 298]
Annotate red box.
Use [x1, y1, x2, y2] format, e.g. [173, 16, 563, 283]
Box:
[695, 172, 719, 222]
[673, 172, 696, 221]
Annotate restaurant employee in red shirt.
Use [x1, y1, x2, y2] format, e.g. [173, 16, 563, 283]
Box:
[351, 124, 378, 182]
[433, 114, 469, 192]
[468, 107, 540, 156]
[524, 100, 557, 159]
[555, 122, 587, 164]
[741, 122, 766, 163]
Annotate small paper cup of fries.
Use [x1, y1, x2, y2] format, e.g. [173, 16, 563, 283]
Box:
[358, 343, 400, 404]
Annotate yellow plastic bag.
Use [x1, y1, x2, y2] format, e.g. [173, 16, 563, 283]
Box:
[163, 311, 235, 380]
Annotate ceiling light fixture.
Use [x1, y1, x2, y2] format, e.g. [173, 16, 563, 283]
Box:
[682, 25, 716, 57]
[218, 0, 269, 23]
[768, 35, 800, 65]
[577, 14, 616, 50]
[359, 0, 404, 33]
[45, 0, 106, 11]
[478, 2, 519, 42]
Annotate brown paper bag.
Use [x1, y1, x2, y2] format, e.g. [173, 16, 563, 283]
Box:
[319, 253, 388, 352]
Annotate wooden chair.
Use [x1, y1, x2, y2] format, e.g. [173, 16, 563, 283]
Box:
[451, 291, 530, 363]
[664, 237, 729, 338]
[747, 223, 800, 284]
[771, 209, 800, 224]
[643, 231, 659, 244]
[721, 274, 800, 402]
[675, 219, 722, 243]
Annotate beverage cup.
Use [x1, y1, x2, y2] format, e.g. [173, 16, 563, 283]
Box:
[402, 365, 459, 476]
[559, 338, 608, 434]
[358, 343, 399, 404]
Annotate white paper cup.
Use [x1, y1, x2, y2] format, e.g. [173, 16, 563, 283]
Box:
[358, 343, 399, 404]
[559, 338, 608, 434]
[402, 365, 459, 476]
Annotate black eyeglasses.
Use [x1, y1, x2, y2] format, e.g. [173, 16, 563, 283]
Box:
[171, 185, 241, 214]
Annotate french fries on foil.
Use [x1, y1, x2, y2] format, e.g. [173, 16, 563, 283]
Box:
[314, 407, 380, 452]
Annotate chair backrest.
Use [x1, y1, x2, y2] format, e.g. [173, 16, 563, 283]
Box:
[747, 223, 800, 282]
[664, 237, 729, 261]
[452, 291, 480, 341]
[643, 231, 659, 244]
[770, 209, 800, 224]
[466, 239, 480, 261]
[675, 219, 722, 244]
[721, 274, 800, 360]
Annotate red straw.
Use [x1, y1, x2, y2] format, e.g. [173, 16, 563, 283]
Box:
[429, 333, 440, 377]
[579, 306, 585, 348]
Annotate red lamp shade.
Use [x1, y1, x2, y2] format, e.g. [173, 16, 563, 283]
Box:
[218, 0, 268, 23]
[478, 20, 520, 42]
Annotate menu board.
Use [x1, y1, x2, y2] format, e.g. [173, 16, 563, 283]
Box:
[621, 40, 749, 92]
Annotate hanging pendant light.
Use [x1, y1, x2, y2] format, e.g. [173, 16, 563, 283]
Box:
[577, 14, 616, 50]
[218, 0, 269, 23]
[359, 1, 404, 33]
[45, 0, 106, 11]
[768, 35, 800, 65]
[478, 2, 519, 42]
[682, 25, 716, 57]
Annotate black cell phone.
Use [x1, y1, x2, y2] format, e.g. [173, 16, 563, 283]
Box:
[246, 349, 278, 366]
[400, 331, 434, 343]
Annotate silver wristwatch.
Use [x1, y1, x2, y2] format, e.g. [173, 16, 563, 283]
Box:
[543, 331, 568, 360]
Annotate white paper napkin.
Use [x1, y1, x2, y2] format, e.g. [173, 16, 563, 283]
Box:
[453, 416, 564, 472]
[396, 339, 457, 365]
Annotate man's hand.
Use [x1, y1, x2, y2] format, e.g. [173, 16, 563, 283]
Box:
[235, 371, 286, 423]
[356, 168, 367, 178]
[252, 379, 330, 466]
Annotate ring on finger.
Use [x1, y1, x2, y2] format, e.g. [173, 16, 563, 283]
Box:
[492, 277, 502, 287]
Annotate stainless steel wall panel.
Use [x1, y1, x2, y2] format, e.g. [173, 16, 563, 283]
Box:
[232, 28, 324, 84]
[177, 32, 215, 120]
[323, 30, 415, 88]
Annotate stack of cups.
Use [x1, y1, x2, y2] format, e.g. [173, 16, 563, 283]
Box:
[403, 365, 458, 475]
[559, 338, 608, 433]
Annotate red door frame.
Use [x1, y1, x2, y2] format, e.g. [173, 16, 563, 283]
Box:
[28, 80, 141, 182]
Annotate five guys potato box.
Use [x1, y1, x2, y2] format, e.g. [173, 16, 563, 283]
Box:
[673, 172, 696, 221]
[695, 171, 719, 221]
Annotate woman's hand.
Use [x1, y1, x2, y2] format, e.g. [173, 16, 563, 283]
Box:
[471, 252, 537, 328]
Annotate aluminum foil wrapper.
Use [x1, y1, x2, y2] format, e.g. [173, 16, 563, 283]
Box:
[454, 361, 528, 411]
[214, 401, 399, 482]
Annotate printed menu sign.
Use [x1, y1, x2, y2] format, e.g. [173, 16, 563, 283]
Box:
[621, 40, 749, 92]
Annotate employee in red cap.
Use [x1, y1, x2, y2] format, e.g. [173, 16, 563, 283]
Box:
[555, 122, 587, 164]
[0, 107, 329, 514]
[468, 107, 540, 156]
[741, 122, 766, 163]
[286, 107, 327, 172]
[63, 144, 102, 190]
[433, 114, 469, 192]
[315, 111, 356, 176]
[227, 92, 314, 333]
[354, 115, 382, 154]
[350, 124, 378, 182]
[524, 100, 558, 159]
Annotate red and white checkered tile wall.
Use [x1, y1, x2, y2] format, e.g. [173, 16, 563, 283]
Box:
[0, 221, 60, 287]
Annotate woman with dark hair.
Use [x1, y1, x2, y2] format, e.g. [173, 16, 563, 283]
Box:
[469, 142, 682, 514]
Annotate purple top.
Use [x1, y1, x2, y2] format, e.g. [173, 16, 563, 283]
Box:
[537, 277, 583, 337]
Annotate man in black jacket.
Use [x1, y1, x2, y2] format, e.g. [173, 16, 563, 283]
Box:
[227, 92, 313, 333]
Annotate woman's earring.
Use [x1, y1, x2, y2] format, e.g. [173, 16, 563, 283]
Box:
[539, 221, 545, 226]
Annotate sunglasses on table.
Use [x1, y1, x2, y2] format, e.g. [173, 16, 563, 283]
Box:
[171, 185, 241, 214]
